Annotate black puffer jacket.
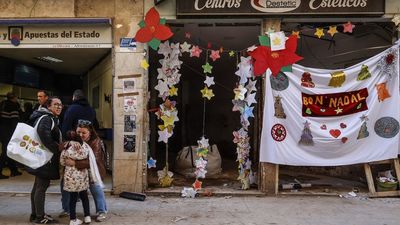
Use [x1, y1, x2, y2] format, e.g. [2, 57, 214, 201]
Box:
[28, 108, 61, 180]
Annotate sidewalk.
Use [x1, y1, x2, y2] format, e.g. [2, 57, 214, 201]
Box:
[0, 192, 399, 225]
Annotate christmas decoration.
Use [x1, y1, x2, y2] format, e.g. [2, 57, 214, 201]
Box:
[357, 65, 371, 81]
[327, 26, 338, 37]
[273, 95, 286, 119]
[181, 187, 197, 198]
[292, 31, 300, 39]
[140, 59, 149, 70]
[328, 71, 346, 87]
[314, 28, 324, 38]
[300, 72, 315, 88]
[180, 42, 191, 53]
[329, 129, 341, 138]
[204, 76, 215, 87]
[202, 62, 213, 74]
[357, 114, 369, 139]
[374, 117, 400, 139]
[377, 47, 398, 80]
[270, 72, 289, 91]
[200, 86, 215, 100]
[190, 45, 202, 57]
[343, 21, 355, 33]
[298, 121, 314, 145]
[271, 124, 287, 142]
[134, 7, 173, 50]
[376, 82, 391, 102]
[270, 31, 286, 51]
[210, 50, 221, 61]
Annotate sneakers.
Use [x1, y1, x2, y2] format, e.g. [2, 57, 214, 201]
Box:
[84, 216, 91, 224]
[69, 219, 83, 225]
[34, 215, 58, 224]
[96, 213, 107, 222]
[58, 210, 69, 218]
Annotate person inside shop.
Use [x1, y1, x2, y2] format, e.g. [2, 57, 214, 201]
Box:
[0, 92, 23, 179]
[33, 90, 49, 111]
[29, 96, 63, 224]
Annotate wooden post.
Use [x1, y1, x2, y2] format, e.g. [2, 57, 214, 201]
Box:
[258, 19, 281, 195]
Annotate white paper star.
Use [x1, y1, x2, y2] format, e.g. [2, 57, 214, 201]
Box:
[246, 79, 257, 93]
[247, 45, 257, 52]
[181, 187, 197, 198]
[197, 136, 209, 148]
[158, 41, 171, 56]
[204, 76, 215, 87]
[154, 80, 169, 98]
[158, 129, 172, 143]
[245, 92, 257, 106]
[235, 56, 253, 84]
[234, 85, 247, 100]
[180, 41, 191, 53]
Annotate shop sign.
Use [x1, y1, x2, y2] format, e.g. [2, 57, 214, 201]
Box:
[177, 0, 385, 16]
[0, 25, 112, 48]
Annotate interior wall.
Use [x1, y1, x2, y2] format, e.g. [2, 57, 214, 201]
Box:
[86, 53, 112, 129]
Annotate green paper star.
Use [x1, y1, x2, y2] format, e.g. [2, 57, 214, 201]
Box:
[229, 51, 235, 57]
[202, 62, 213, 74]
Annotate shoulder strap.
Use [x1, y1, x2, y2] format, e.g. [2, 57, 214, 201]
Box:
[34, 115, 55, 130]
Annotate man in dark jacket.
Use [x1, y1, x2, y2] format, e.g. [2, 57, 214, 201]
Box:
[61, 89, 98, 138]
[0, 92, 22, 179]
[30, 96, 62, 224]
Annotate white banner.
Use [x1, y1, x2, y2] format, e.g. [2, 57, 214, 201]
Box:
[260, 45, 400, 166]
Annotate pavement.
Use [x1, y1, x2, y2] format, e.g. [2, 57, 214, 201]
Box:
[0, 192, 399, 225]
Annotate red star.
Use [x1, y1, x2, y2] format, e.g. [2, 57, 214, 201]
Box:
[193, 179, 202, 191]
[343, 22, 355, 33]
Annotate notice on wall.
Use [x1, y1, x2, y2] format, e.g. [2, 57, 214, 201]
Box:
[123, 78, 135, 93]
[124, 115, 136, 132]
[123, 135, 136, 152]
[123, 96, 137, 113]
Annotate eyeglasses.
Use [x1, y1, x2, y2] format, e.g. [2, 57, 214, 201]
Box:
[52, 103, 63, 108]
[78, 119, 92, 126]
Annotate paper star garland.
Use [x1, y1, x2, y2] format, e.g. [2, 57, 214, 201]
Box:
[158, 41, 172, 56]
[169, 86, 178, 96]
[134, 7, 173, 50]
[147, 157, 157, 168]
[210, 50, 221, 61]
[343, 22, 355, 33]
[245, 92, 257, 106]
[235, 56, 253, 84]
[158, 124, 173, 133]
[202, 63, 213, 74]
[201, 86, 215, 100]
[229, 51, 235, 57]
[234, 85, 247, 100]
[154, 80, 169, 98]
[161, 115, 175, 127]
[246, 79, 257, 93]
[190, 45, 202, 57]
[232, 99, 246, 112]
[327, 26, 338, 37]
[242, 105, 254, 120]
[204, 76, 215, 87]
[140, 59, 149, 70]
[314, 28, 324, 38]
[180, 41, 191, 53]
[158, 129, 172, 143]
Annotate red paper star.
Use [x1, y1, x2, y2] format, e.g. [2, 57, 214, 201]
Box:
[210, 50, 221, 61]
[248, 35, 303, 77]
[343, 22, 355, 33]
[185, 32, 191, 39]
[193, 179, 202, 191]
[134, 7, 173, 43]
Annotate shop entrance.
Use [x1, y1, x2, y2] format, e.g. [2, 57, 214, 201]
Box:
[148, 21, 262, 191]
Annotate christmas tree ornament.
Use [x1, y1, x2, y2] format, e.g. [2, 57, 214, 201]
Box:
[300, 72, 315, 88]
[357, 65, 371, 81]
[298, 121, 314, 146]
[328, 71, 346, 87]
[357, 114, 369, 139]
[376, 82, 391, 102]
[274, 95, 286, 119]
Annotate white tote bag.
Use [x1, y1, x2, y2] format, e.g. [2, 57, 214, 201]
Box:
[7, 115, 54, 169]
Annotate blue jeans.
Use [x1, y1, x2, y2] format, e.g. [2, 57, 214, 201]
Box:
[61, 181, 107, 214]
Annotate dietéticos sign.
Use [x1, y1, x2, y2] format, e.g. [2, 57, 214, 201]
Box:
[177, 0, 385, 16]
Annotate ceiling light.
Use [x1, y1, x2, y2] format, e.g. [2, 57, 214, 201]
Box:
[34, 56, 63, 63]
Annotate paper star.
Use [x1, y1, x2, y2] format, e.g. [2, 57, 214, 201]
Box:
[247, 45, 257, 52]
[180, 41, 191, 53]
[246, 79, 257, 93]
[197, 136, 210, 148]
[140, 59, 149, 70]
[314, 28, 324, 38]
[158, 128, 172, 143]
[360, 114, 369, 122]
[235, 56, 253, 84]
[204, 76, 215, 87]
[159, 174, 173, 187]
[158, 124, 173, 133]
[185, 32, 191, 39]
[200, 86, 215, 100]
[195, 169, 207, 179]
[161, 115, 175, 127]
[272, 36, 282, 46]
[210, 50, 221, 61]
[229, 51, 235, 57]
[292, 31, 300, 38]
[327, 26, 338, 37]
[154, 80, 169, 97]
[147, 157, 157, 168]
[169, 86, 178, 96]
[193, 179, 203, 191]
[343, 22, 355, 33]
[181, 187, 196, 198]
[190, 45, 202, 57]
[232, 99, 246, 112]
[158, 41, 172, 56]
[245, 92, 257, 106]
[234, 85, 247, 100]
[243, 105, 254, 120]
[335, 107, 343, 114]
[202, 62, 213, 74]
[392, 15, 400, 26]
[196, 148, 209, 158]
[303, 120, 311, 128]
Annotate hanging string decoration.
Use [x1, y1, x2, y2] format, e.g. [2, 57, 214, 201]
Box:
[232, 55, 257, 190]
[155, 41, 183, 187]
[134, 7, 173, 50]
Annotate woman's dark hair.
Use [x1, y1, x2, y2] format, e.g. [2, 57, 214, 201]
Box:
[76, 121, 98, 142]
[44, 96, 60, 108]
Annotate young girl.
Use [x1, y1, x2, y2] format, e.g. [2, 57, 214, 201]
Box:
[60, 135, 92, 225]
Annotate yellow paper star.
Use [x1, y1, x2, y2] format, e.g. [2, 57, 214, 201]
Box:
[327, 26, 338, 37]
[314, 28, 324, 38]
[169, 86, 178, 96]
[200, 86, 215, 100]
[159, 175, 173, 187]
[292, 31, 300, 39]
[161, 115, 175, 127]
[272, 36, 281, 46]
[140, 59, 149, 70]
[229, 51, 235, 57]
[158, 125, 173, 133]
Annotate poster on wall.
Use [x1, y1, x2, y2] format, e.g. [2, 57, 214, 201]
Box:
[124, 115, 136, 132]
[123, 135, 136, 152]
[123, 78, 135, 93]
[123, 96, 137, 113]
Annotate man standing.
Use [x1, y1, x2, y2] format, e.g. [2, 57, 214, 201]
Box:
[0, 92, 22, 179]
[34, 90, 49, 110]
[29, 97, 63, 224]
[61, 89, 97, 137]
